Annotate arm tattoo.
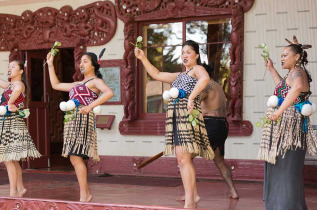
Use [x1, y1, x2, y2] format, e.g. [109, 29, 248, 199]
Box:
[203, 81, 216, 93]
[289, 70, 303, 82]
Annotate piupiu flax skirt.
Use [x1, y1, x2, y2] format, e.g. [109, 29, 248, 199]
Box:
[62, 107, 99, 161]
[165, 97, 214, 160]
[0, 113, 41, 162]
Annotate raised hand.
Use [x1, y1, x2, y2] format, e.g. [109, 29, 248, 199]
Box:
[265, 57, 274, 71]
[46, 52, 54, 66]
[134, 47, 145, 60]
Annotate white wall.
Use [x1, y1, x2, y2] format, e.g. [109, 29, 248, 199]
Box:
[231, 0, 317, 159]
[0, 0, 316, 159]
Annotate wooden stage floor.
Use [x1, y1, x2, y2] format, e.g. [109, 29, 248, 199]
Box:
[0, 170, 316, 210]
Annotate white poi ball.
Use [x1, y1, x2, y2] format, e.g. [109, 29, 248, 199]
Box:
[0, 106, 6, 115]
[59, 101, 67, 111]
[301, 104, 312, 116]
[66, 100, 76, 111]
[267, 95, 278, 107]
[311, 102, 317, 115]
[93, 105, 102, 115]
[162, 91, 171, 101]
[169, 87, 179, 98]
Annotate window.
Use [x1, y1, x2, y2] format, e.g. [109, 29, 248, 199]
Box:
[118, 1, 255, 136]
[140, 18, 232, 115]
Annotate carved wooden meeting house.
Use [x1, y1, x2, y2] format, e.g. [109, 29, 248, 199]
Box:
[0, 0, 316, 209]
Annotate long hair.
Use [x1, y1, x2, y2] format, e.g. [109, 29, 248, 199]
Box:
[12, 60, 28, 94]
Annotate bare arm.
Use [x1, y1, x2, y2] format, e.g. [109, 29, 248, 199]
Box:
[188, 66, 210, 113]
[266, 58, 282, 85]
[79, 78, 114, 114]
[7, 81, 24, 112]
[270, 69, 305, 120]
[0, 79, 10, 89]
[134, 48, 178, 84]
[46, 52, 78, 92]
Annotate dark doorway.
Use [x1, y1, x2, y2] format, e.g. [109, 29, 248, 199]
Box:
[25, 48, 75, 171]
[49, 48, 75, 171]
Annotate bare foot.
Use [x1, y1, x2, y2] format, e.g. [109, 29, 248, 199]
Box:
[229, 189, 239, 199]
[18, 188, 27, 197]
[80, 194, 93, 202]
[184, 201, 196, 209]
[9, 192, 19, 197]
[179, 195, 201, 203]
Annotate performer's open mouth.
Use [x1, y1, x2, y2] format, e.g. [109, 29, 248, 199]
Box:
[281, 62, 284, 66]
[80, 67, 85, 73]
[183, 59, 188, 63]
[7, 71, 11, 76]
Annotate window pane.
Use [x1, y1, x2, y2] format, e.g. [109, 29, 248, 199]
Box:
[186, 19, 231, 43]
[142, 47, 164, 113]
[142, 22, 182, 114]
[163, 46, 182, 73]
[200, 43, 231, 105]
[144, 22, 182, 47]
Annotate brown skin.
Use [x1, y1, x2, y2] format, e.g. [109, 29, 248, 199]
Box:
[0, 61, 27, 198]
[134, 45, 210, 209]
[266, 47, 310, 121]
[198, 79, 239, 199]
[46, 52, 113, 202]
[200, 79, 227, 117]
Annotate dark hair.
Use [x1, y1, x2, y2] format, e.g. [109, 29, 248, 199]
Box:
[287, 44, 312, 83]
[182, 40, 211, 77]
[82, 52, 103, 79]
[203, 62, 214, 79]
[12, 59, 28, 94]
[182, 40, 202, 65]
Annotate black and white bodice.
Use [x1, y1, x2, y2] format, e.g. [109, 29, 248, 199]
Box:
[171, 72, 197, 95]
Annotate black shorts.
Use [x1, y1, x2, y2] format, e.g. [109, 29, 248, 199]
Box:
[204, 116, 229, 156]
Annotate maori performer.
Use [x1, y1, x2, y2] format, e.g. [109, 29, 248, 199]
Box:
[46, 50, 113, 202]
[258, 36, 317, 210]
[0, 60, 41, 197]
[199, 65, 239, 199]
[135, 40, 214, 209]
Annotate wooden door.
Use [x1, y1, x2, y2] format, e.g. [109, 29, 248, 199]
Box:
[25, 51, 51, 168]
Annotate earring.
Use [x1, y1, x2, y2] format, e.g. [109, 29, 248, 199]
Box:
[294, 60, 300, 68]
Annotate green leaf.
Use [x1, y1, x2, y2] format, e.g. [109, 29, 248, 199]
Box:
[191, 120, 197, 127]
[136, 42, 142, 49]
[192, 109, 199, 116]
[255, 122, 262, 127]
[188, 114, 193, 122]
[53, 41, 61, 47]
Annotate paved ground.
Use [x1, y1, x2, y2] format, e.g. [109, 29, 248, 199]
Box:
[0, 170, 316, 210]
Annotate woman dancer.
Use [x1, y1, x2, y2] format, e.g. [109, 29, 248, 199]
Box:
[135, 40, 214, 208]
[258, 36, 317, 210]
[0, 60, 41, 197]
[46, 50, 113, 202]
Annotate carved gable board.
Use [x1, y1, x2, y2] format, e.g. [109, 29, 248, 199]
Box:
[0, 1, 117, 80]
